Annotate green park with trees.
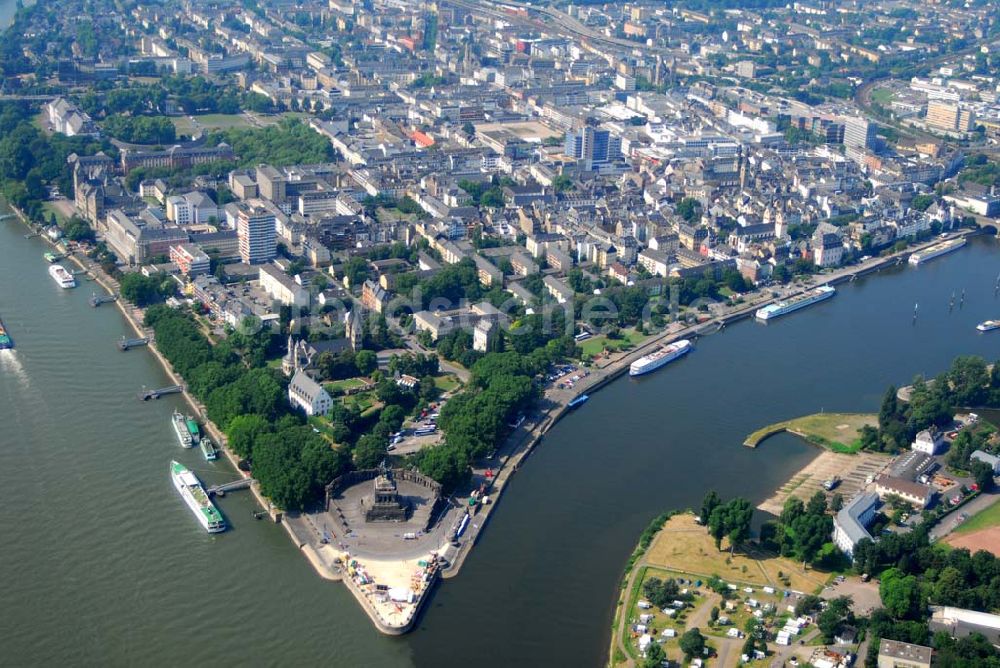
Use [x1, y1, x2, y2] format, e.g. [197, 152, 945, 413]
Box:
[206, 118, 336, 168]
[102, 115, 177, 145]
[144, 305, 350, 510]
[852, 522, 1000, 666]
[142, 294, 549, 506]
[0, 102, 108, 226]
[867, 356, 1000, 471]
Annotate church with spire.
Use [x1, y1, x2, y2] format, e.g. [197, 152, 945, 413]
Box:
[281, 308, 364, 377]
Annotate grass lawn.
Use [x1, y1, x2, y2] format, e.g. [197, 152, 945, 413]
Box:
[170, 113, 253, 136]
[871, 87, 894, 105]
[324, 377, 369, 395]
[745, 412, 876, 453]
[954, 497, 1000, 535]
[249, 111, 308, 127]
[579, 328, 650, 358]
[343, 390, 381, 416]
[308, 415, 343, 448]
[644, 514, 828, 593]
[41, 201, 68, 226]
[376, 206, 420, 224]
[433, 373, 461, 393]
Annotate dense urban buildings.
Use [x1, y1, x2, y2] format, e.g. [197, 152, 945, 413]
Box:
[2, 0, 1000, 663]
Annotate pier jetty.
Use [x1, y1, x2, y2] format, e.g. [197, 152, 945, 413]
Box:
[138, 385, 183, 400]
[208, 478, 254, 497]
[90, 293, 117, 307]
[118, 336, 149, 351]
[743, 412, 876, 451]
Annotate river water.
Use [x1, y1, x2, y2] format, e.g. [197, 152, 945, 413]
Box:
[407, 235, 1000, 668]
[1, 9, 999, 657]
[3, 200, 998, 666]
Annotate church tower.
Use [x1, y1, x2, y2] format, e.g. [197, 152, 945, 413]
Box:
[281, 333, 296, 376]
[347, 309, 364, 352]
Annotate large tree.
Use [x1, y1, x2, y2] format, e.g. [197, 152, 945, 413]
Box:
[880, 567, 924, 620]
[120, 272, 173, 307]
[642, 577, 680, 609]
[700, 490, 721, 525]
[354, 433, 388, 469]
[679, 628, 705, 660]
[642, 641, 666, 668]
[817, 596, 854, 642]
[708, 505, 727, 550]
[724, 498, 753, 553]
[970, 459, 995, 492]
[226, 414, 270, 459]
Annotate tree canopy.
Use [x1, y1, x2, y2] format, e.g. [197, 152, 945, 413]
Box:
[144, 305, 349, 510]
[207, 118, 335, 167]
[873, 355, 1000, 453]
[119, 272, 174, 307]
[102, 115, 177, 144]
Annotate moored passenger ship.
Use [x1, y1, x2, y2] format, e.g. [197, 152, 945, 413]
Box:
[755, 285, 836, 321]
[629, 339, 693, 377]
[49, 264, 76, 288]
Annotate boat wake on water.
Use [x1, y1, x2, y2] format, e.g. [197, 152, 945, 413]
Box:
[0, 349, 28, 385]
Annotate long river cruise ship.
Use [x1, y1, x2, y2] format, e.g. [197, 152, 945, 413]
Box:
[629, 339, 693, 377]
[755, 285, 836, 322]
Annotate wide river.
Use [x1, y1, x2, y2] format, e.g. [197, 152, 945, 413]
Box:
[1, 25, 998, 663]
[3, 201, 998, 666]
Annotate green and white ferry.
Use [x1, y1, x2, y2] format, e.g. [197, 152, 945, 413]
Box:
[200, 438, 218, 461]
[170, 461, 226, 533]
[185, 416, 200, 445]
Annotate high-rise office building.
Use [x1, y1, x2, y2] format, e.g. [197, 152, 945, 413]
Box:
[843, 116, 877, 151]
[926, 101, 960, 131]
[564, 126, 622, 170]
[237, 206, 276, 265]
[927, 101, 977, 133]
[958, 107, 976, 133]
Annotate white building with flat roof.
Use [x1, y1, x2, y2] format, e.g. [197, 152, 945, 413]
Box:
[970, 450, 1000, 474]
[169, 243, 211, 276]
[929, 606, 1000, 646]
